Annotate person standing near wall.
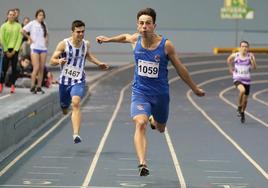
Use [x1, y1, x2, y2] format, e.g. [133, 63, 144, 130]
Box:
[227, 40, 257, 123]
[21, 9, 48, 94]
[0, 9, 22, 93]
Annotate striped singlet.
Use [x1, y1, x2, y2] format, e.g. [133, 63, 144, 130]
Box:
[233, 52, 252, 85]
[59, 38, 87, 85]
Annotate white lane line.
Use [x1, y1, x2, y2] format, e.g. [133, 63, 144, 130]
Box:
[164, 128, 187, 188]
[252, 87, 268, 106]
[220, 79, 268, 128]
[0, 94, 10, 100]
[0, 63, 134, 177]
[165, 66, 235, 188]
[187, 74, 268, 180]
[81, 82, 131, 188]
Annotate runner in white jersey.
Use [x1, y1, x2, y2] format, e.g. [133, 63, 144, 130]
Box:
[50, 20, 108, 143]
[227, 40, 257, 123]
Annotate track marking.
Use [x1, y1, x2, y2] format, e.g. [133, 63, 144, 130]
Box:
[252, 87, 268, 106]
[0, 94, 10, 100]
[186, 74, 268, 180]
[0, 63, 134, 177]
[164, 128, 187, 188]
[220, 79, 268, 127]
[81, 82, 131, 188]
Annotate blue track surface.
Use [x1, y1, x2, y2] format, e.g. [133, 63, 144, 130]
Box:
[0, 55, 267, 188]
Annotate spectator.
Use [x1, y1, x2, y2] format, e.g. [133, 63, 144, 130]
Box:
[20, 16, 31, 59]
[0, 9, 23, 93]
[14, 8, 20, 23]
[21, 9, 48, 94]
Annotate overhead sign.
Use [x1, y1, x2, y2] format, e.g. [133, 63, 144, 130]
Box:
[221, 0, 254, 19]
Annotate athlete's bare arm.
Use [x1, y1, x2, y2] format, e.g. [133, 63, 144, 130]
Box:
[85, 41, 108, 70]
[165, 40, 205, 96]
[249, 53, 257, 69]
[96, 33, 139, 48]
[50, 40, 67, 66]
[227, 53, 236, 74]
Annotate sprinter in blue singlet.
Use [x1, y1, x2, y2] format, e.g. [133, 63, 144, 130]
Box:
[50, 20, 108, 144]
[96, 8, 205, 176]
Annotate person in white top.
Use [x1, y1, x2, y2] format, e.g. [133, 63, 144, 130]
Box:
[227, 41, 257, 123]
[21, 9, 48, 94]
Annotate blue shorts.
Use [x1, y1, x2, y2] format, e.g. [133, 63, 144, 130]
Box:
[32, 49, 48, 54]
[131, 93, 170, 124]
[59, 82, 85, 109]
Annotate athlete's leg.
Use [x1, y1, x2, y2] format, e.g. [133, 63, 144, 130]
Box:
[71, 95, 81, 135]
[241, 95, 248, 112]
[70, 82, 85, 143]
[149, 115, 166, 133]
[149, 94, 169, 133]
[37, 52, 47, 88]
[133, 114, 148, 166]
[237, 84, 246, 109]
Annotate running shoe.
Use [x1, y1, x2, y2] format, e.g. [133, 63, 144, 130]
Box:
[10, 85, 15, 94]
[241, 112, 245, 123]
[61, 107, 68, 115]
[30, 86, 36, 94]
[138, 164, 149, 176]
[36, 87, 45, 94]
[73, 135, 82, 144]
[149, 115, 156, 130]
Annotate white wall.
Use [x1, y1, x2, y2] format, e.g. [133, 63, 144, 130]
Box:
[1, 0, 267, 61]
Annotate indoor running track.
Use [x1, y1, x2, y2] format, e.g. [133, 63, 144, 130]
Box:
[0, 55, 267, 188]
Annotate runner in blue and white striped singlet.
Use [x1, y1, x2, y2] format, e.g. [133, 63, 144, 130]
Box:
[50, 20, 108, 144]
[59, 38, 87, 85]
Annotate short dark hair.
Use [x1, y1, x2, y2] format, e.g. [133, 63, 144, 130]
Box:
[137, 8, 156, 24]
[240, 40, 249, 47]
[71, 20, 85, 31]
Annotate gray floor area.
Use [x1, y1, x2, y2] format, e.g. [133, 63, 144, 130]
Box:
[0, 55, 267, 188]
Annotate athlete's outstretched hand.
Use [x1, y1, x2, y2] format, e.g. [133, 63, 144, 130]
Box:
[96, 36, 109, 44]
[193, 88, 205, 97]
[98, 63, 109, 70]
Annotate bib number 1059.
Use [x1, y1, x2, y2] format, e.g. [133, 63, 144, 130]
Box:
[138, 59, 159, 78]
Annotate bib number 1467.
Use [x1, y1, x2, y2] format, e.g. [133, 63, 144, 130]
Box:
[138, 59, 159, 78]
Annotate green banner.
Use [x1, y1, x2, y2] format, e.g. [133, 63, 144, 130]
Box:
[221, 0, 254, 19]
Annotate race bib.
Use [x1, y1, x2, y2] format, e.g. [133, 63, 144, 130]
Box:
[235, 65, 250, 78]
[62, 66, 82, 80]
[138, 59, 159, 78]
